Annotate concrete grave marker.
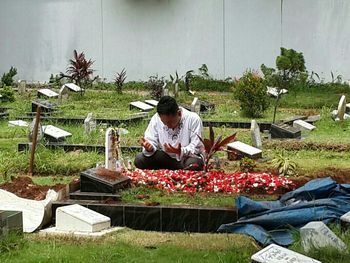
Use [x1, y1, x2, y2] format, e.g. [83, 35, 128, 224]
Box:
[43, 125, 72, 141]
[38, 88, 59, 98]
[144, 99, 158, 107]
[8, 120, 28, 127]
[293, 119, 316, 131]
[267, 86, 288, 97]
[300, 221, 347, 252]
[227, 141, 262, 160]
[0, 211, 23, 235]
[59, 85, 70, 100]
[18, 80, 26, 94]
[105, 128, 122, 171]
[84, 112, 96, 134]
[190, 97, 201, 114]
[270, 123, 301, 139]
[251, 244, 321, 263]
[32, 100, 56, 113]
[64, 83, 82, 92]
[56, 204, 110, 233]
[129, 101, 154, 111]
[336, 95, 346, 121]
[250, 120, 262, 149]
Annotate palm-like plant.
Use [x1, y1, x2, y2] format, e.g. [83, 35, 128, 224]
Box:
[114, 68, 127, 94]
[197, 126, 236, 172]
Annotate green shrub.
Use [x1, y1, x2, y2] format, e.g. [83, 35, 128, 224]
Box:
[239, 157, 256, 173]
[0, 86, 15, 102]
[1, 67, 17, 87]
[191, 77, 232, 92]
[146, 75, 164, 100]
[233, 70, 270, 118]
[271, 152, 298, 176]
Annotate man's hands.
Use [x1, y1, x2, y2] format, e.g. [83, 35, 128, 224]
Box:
[164, 143, 181, 156]
[140, 137, 154, 152]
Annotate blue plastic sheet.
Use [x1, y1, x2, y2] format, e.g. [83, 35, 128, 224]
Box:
[218, 177, 350, 246]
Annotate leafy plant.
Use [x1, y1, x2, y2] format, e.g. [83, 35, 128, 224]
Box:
[146, 75, 165, 100]
[170, 71, 180, 97]
[239, 157, 256, 173]
[1, 66, 17, 87]
[197, 126, 236, 172]
[114, 68, 127, 94]
[49, 74, 62, 88]
[233, 70, 270, 118]
[0, 85, 15, 102]
[271, 152, 298, 176]
[198, 64, 210, 79]
[184, 70, 194, 92]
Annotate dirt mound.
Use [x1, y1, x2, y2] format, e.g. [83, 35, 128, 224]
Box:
[0, 176, 65, 200]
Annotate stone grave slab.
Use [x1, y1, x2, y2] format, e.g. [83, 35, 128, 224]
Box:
[0, 210, 23, 235]
[337, 95, 346, 121]
[84, 112, 96, 134]
[32, 100, 56, 113]
[56, 204, 110, 232]
[18, 80, 26, 94]
[129, 101, 154, 111]
[267, 86, 288, 97]
[227, 141, 262, 160]
[144, 99, 158, 107]
[80, 168, 131, 193]
[305, 115, 321, 124]
[293, 119, 316, 131]
[280, 115, 306, 125]
[199, 100, 215, 112]
[8, 120, 29, 127]
[270, 123, 301, 139]
[251, 120, 262, 149]
[37, 88, 59, 98]
[43, 125, 72, 141]
[300, 221, 347, 252]
[64, 83, 82, 92]
[251, 243, 321, 263]
[40, 225, 123, 237]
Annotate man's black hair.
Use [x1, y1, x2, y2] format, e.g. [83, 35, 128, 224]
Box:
[157, 96, 179, 115]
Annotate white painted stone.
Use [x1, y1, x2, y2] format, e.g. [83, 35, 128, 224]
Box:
[105, 128, 121, 170]
[250, 120, 262, 149]
[43, 125, 72, 140]
[144, 99, 158, 107]
[40, 226, 123, 237]
[129, 101, 154, 111]
[227, 141, 262, 159]
[267, 86, 288, 97]
[84, 112, 96, 134]
[340, 211, 350, 223]
[8, 120, 29, 127]
[18, 80, 26, 94]
[0, 189, 58, 233]
[190, 97, 201, 114]
[38, 88, 59, 98]
[337, 95, 346, 121]
[64, 83, 82, 92]
[300, 221, 347, 252]
[293, 119, 316, 131]
[251, 244, 321, 263]
[56, 204, 110, 233]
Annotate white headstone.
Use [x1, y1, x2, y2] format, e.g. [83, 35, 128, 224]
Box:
[337, 95, 346, 121]
[250, 120, 262, 149]
[56, 204, 110, 233]
[38, 88, 59, 98]
[43, 125, 72, 140]
[267, 87, 288, 97]
[340, 211, 350, 223]
[300, 221, 347, 252]
[190, 97, 201, 114]
[8, 120, 29, 127]
[18, 80, 26, 94]
[59, 85, 70, 100]
[105, 128, 121, 170]
[293, 120, 316, 131]
[84, 112, 96, 134]
[251, 244, 321, 263]
[227, 141, 262, 159]
[144, 99, 158, 107]
[129, 101, 154, 111]
[64, 83, 82, 92]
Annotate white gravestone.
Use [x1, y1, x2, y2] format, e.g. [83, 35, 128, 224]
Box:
[300, 221, 347, 252]
[129, 101, 154, 111]
[84, 112, 97, 134]
[56, 204, 110, 233]
[64, 83, 82, 92]
[43, 125, 72, 140]
[250, 120, 262, 149]
[251, 244, 321, 263]
[190, 97, 201, 114]
[38, 88, 59, 98]
[341, 211, 350, 223]
[293, 120, 316, 131]
[59, 85, 70, 100]
[8, 120, 29, 127]
[227, 141, 262, 159]
[267, 87, 288, 97]
[18, 80, 26, 94]
[336, 95, 346, 121]
[105, 128, 122, 171]
[144, 99, 158, 107]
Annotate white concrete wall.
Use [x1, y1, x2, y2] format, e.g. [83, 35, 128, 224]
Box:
[0, 0, 349, 82]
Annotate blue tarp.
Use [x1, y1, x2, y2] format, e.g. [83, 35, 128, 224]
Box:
[218, 177, 350, 246]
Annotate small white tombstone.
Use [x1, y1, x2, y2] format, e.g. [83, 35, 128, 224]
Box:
[300, 221, 347, 252]
[84, 112, 97, 134]
[250, 120, 262, 149]
[227, 141, 262, 159]
[8, 120, 29, 127]
[337, 95, 346, 121]
[42, 125, 72, 141]
[267, 86, 288, 97]
[251, 244, 321, 263]
[59, 85, 70, 100]
[190, 97, 201, 114]
[105, 128, 121, 170]
[56, 204, 110, 233]
[144, 99, 158, 107]
[129, 101, 154, 111]
[18, 80, 26, 94]
[64, 83, 82, 92]
[293, 119, 316, 131]
[38, 88, 59, 98]
[341, 211, 350, 223]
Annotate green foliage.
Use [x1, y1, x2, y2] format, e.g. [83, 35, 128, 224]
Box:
[1, 67, 17, 87]
[114, 68, 127, 94]
[271, 152, 298, 176]
[191, 77, 232, 92]
[146, 75, 164, 100]
[233, 70, 270, 118]
[239, 157, 256, 173]
[0, 231, 24, 254]
[48, 74, 62, 88]
[0, 85, 15, 102]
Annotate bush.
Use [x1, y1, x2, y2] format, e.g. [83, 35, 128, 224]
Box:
[0, 86, 15, 102]
[146, 75, 164, 100]
[239, 157, 256, 173]
[233, 70, 270, 118]
[191, 77, 232, 92]
[1, 67, 17, 87]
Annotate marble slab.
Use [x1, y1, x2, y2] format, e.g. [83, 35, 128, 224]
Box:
[64, 83, 82, 92]
[227, 141, 262, 160]
[129, 101, 154, 111]
[293, 120, 316, 131]
[43, 125, 72, 140]
[38, 88, 59, 98]
[144, 99, 158, 107]
[8, 120, 29, 127]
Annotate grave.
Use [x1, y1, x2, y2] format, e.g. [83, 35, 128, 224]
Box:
[266, 86, 288, 97]
[63, 83, 82, 92]
[190, 97, 201, 114]
[0, 210, 23, 235]
[300, 221, 347, 252]
[293, 119, 316, 131]
[305, 115, 321, 124]
[270, 123, 301, 139]
[199, 100, 215, 112]
[280, 115, 306, 125]
[336, 95, 346, 121]
[251, 244, 321, 263]
[42, 125, 72, 142]
[59, 85, 70, 100]
[144, 99, 158, 107]
[31, 100, 57, 114]
[129, 101, 154, 111]
[84, 112, 96, 134]
[250, 120, 262, 149]
[37, 88, 59, 98]
[8, 120, 29, 127]
[227, 141, 262, 160]
[18, 80, 26, 94]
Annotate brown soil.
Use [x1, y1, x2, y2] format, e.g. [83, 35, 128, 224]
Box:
[0, 176, 66, 200]
[96, 167, 129, 182]
[265, 140, 350, 152]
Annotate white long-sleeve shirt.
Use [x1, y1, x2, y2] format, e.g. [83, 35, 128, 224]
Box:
[143, 107, 204, 161]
